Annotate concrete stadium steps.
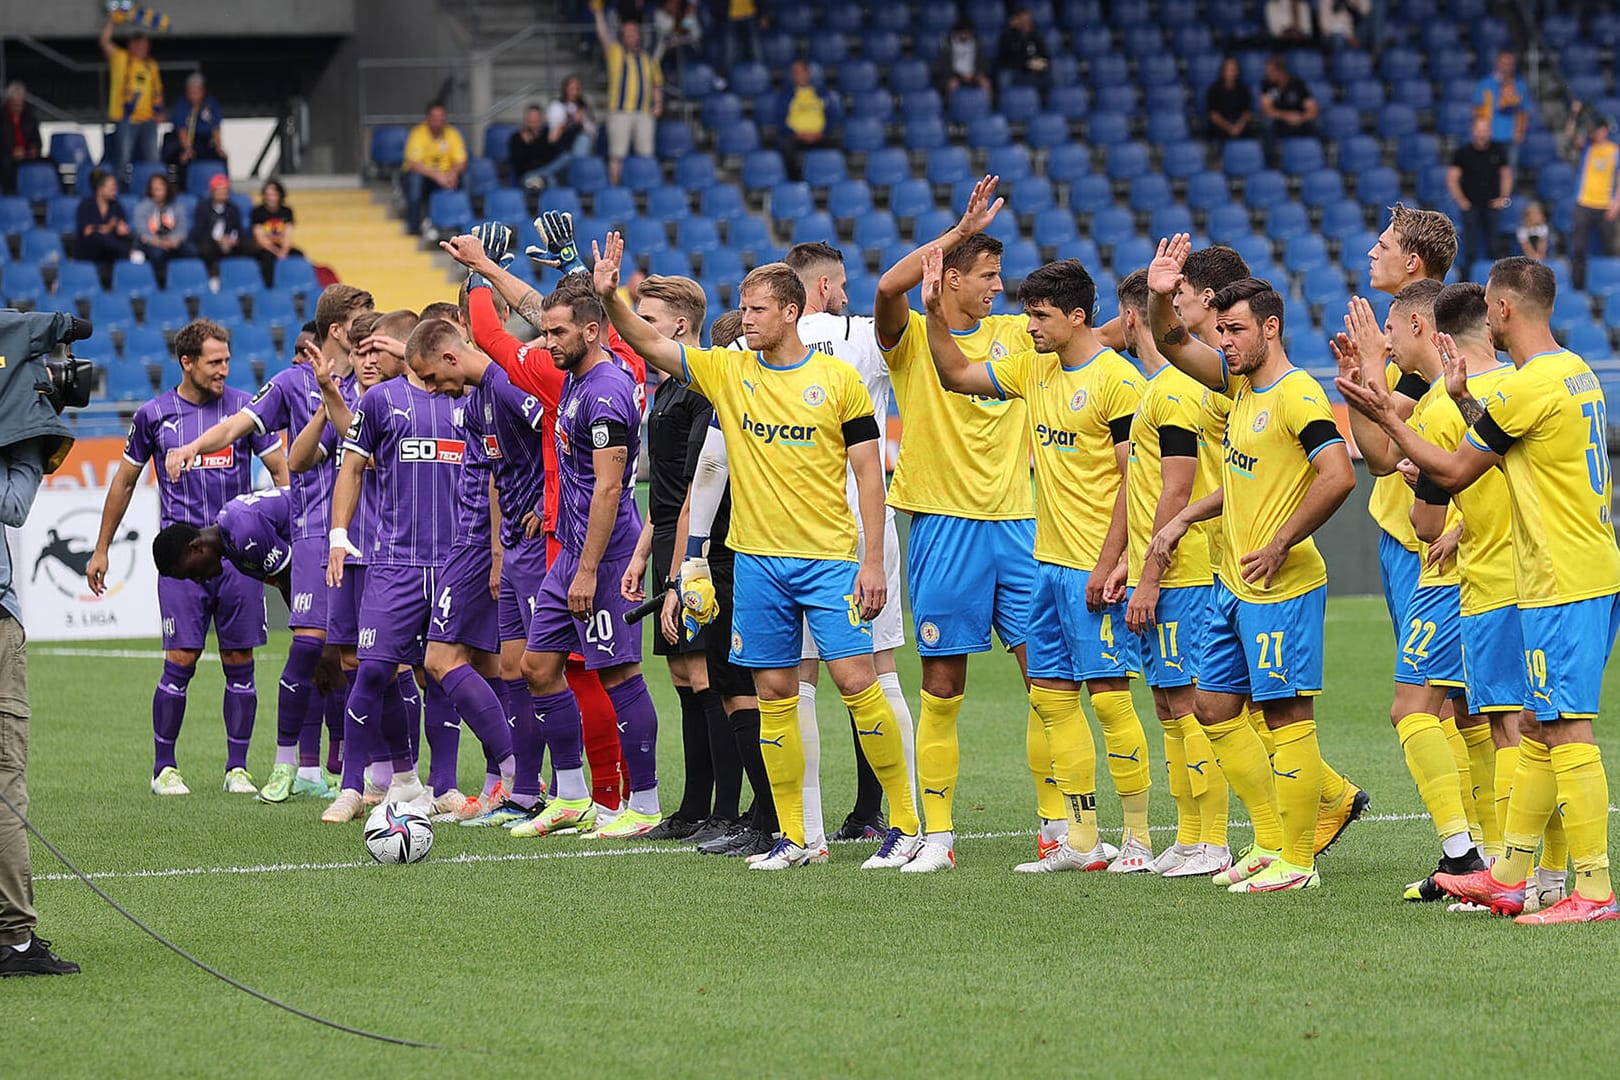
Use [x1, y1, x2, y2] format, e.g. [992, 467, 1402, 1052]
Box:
[290, 185, 460, 314]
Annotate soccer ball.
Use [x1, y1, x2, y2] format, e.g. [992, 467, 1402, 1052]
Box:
[363, 801, 434, 864]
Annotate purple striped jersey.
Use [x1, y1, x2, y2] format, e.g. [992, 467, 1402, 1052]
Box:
[554, 360, 642, 560]
[124, 386, 280, 528]
[342, 378, 461, 567]
[216, 486, 294, 581]
[320, 421, 379, 564]
[452, 403, 492, 550]
[460, 364, 548, 549]
[242, 364, 333, 542]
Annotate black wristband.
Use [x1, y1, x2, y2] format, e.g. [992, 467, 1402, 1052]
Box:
[1414, 473, 1451, 506]
[1395, 372, 1430, 401]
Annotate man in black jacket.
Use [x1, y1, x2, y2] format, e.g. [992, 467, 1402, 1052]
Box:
[996, 8, 1050, 95]
[0, 82, 43, 196]
[190, 173, 246, 280]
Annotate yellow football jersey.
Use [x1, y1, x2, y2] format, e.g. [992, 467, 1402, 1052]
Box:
[1368, 363, 1421, 552]
[1219, 368, 1345, 603]
[680, 344, 874, 562]
[1127, 364, 1214, 588]
[1410, 364, 1517, 616]
[882, 310, 1035, 519]
[1467, 349, 1620, 607]
[1410, 380, 1463, 589]
[1200, 386, 1229, 572]
[987, 346, 1143, 570]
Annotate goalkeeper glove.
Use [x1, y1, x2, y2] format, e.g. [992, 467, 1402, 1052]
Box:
[471, 220, 514, 269]
[678, 556, 719, 642]
[525, 210, 586, 276]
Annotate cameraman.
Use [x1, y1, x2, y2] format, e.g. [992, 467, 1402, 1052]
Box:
[0, 309, 89, 977]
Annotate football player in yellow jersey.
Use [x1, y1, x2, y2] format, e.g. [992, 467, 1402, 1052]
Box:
[592, 239, 922, 871]
[1408, 283, 1569, 913]
[1148, 239, 1358, 893]
[1340, 257, 1620, 924]
[921, 253, 1155, 874]
[1334, 282, 1493, 899]
[1110, 269, 1233, 878]
[875, 177, 1055, 872]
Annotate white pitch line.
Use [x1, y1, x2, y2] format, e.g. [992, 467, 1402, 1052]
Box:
[34, 647, 287, 662]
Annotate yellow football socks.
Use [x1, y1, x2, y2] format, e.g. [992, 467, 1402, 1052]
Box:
[1027, 704, 1066, 822]
[1246, 704, 1276, 759]
[844, 682, 919, 836]
[1550, 742, 1611, 901]
[1161, 715, 1198, 847]
[1318, 760, 1350, 806]
[758, 696, 806, 846]
[1180, 715, 1228, 847]
[1272, 719, 1324, 867]
[1092, 690, 1152, 843]
[1490, 742, 1518, 859]
[1541, 802, 1568, 873]
[1496, 736, 1556, 887]
[1395, 712, 1470, 841]
[1204, 713, 1283, 851]
[1459, 722, 1499, 854]
[916, 689, 963, 837]
[1441, 716, 1483, 843]
[1029, 685, 1100, 852]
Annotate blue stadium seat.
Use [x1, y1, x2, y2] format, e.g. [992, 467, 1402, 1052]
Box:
[740, 150, 785, 191]
[1379, 47, 1423, 82]
[887, 57, 932, 95]
[987, 145, 1032, 184]
[1091, 206, 1136, 248]
[1145, 111, 1189, 145]
[1550, 290, 1592, 334]
[863, 147, 910, 191]
[827, 178, 873, 222]
[484, 187, 526, 226]
[1286, 234, 1331, 271]
[889, 177, 934, 220]
[728, 61, 770, 98]
[1048, 84, 1089, 121]
[1396, 132, 1440, 175]
[656, 122, 695, 160]
[769, 182, 813, 224]
[46, 195, 80, 235]
[716, 121, 760, 159]
[104, 357, 154, 400]
[724, 219, 767, 258]
[791, 211, 837, 244]
[1436, 102, 1474, 140]
[700, 93, 742, 132]
[1377, 104, 1419, 140]
[842, 116, 886, 155]
[1069, 174, 1114, 215]
[1161, 142, 1206, 181]
[969, 115, 1012, 150]
[161, 257, 208, 297]
[1391, 79, 1433, 112]
[1186, 171, 1230, 213]
[678, 62, 716, 100]
[1206, 205, 1251, 244]
[1519, 131, 1560, 171]
[1336, 134, 1382, 176]
[252, 290, 297, 330]
[1033, 208, 1079, 250]
[998, 85, 1042, 127]
[1095, 84, 1140, 118]
[1172, 23, 1212, 56]
[676, 216, 721, 255]
[983, 208, 1021, 244]
[1046, 144, 1092, 185]
[123, 326, 167, 362]
[848, 90, 895, 124]
[1243, 170, 1287, 210]
[1001, 240, 1042, 283]
[913, 209, 956, 242]
[1331, 50, 1374, 84]
[864, 30, 903, 65]
[1537, 162, 1576, 204]
[0, 197, 30, 237]
[1342, 80, 1386, 114]
[14, 162, 58, 204]
[1128, 174, 1173, 214]
[838, 59, 880, 96]
[926, 147, 972, 187]
[1087, 112, 1131, 147]
[54, 260, 101, 301]
[1010, 176, 1054, 216]
[1567, 322, 1612, 361]
[111, 260, 157, 301]
[700, 182, 745, 223]
[1148, 205, 1195, 241]
[1586, 258, 1620, 298]
[1221, 140, 1265, 178]
[1140, 53, 1180, 89]
[92, 292, 136, 336]
[1320, 201, 1364, 241]
[905, 116, 948, 152]
[21, 229, 62, 264]
[623, 214, 670, 253]
[675, 152, 718, 191]
[1340, 231, 1378, 272]
[1301, 169, 1345, 210]
[649, 247, 692, 277]
[1089, 53, 1129, 88]
[567, 155, 610, 191]
[802, 150, 848, 190]
[463, 157, 498, 196]
[1, 263, 44, 308]
[370, 126, 407, 170]
[48, 132, 91, 171]
[621, 156, 662, 192]
[950, 86, 993, 125]
[1266, 203, 1310, 242]
[1280, 139, 1326, 177]
[482, 124, 516, 165]
[853, 210, 899, 250]
[143, 291, 190, 333]
[233, 323, 276, 363]
[807, 32, 849, 68]
[1415, 164, 1451, 207]
[1111, 237, 1156, 278]
[1319, 105, 1361, 143]
[870, 2, 912, 32]
[647, 185, 689, 220]
[218, 257, 264, 297]
[1356, 167, 1402, 209]
[184, 161, 226, 197]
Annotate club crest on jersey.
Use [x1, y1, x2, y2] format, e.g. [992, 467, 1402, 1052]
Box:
[802, 384, 827, 407]
[989, 341, 1010, 361]
[920, 621, 941, 646]
[731, 629, 743, 654]
[482, 433, 502, 458]
[190, 446, 235, 470]
[1069, 387, 1089, 411]
[398, 438, 466, 463]
[1252, 410, 1270, 434]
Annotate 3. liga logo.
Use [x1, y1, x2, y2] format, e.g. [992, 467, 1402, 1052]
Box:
[32, 508, 139, 600]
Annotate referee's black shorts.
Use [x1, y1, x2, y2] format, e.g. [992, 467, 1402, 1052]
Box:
[701, 556, 756, 700]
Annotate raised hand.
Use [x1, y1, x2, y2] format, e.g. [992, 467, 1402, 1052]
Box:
[438, 232, 490, 270]
[920, 244, 945, 314]
[471, 221, 513, 267]
[528, 210, 584, 275]
[956, 174, 1005, 235]
[1147, 234, 1191, 296]
[592, 231, 624, 298]
[1433, 331, 1469, 401]
[1329, 332, 1362, 383]
[1344, 296, 1386, 372]
[1335, 363, 1396, 424]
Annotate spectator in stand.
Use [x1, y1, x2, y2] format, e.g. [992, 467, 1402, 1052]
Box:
[997, 7, 1051, 95]
[165, 73, 226, 171]
[0, 82, 41, 196]
[1315, 0, 1369, 47]
[133, 172, 191, 286]
[1205, 57, 1253, 142]
[1568, 107, 1619, 292]
[937, 21, 992, 98]
[1265, 0, 1315, 42]
[75, 169, 132, 284]
[1516, 200, 1549, 261]
[1476, 50, 1529, 169]
[714, 0, 763, 73]
[1447, 115, 1512, 277]
[250, 179, 301, 288]
[652, 0, 703, 78]
[512, 79, 598, 192]
[99, 17, 164, 182]
[508, 104, 553, 189]
[1259, 54, 1318, 166]
[191, 173, 245, 283]
[400, 101, 468, 236]
[593, 6, 662, 187]
[777, 60, 842, 181]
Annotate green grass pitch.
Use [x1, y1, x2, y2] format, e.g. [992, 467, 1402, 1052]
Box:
[9, 595, 1620, 1077]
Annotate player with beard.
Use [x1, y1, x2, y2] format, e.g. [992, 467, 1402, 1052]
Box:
[87, 319, 288, 795]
